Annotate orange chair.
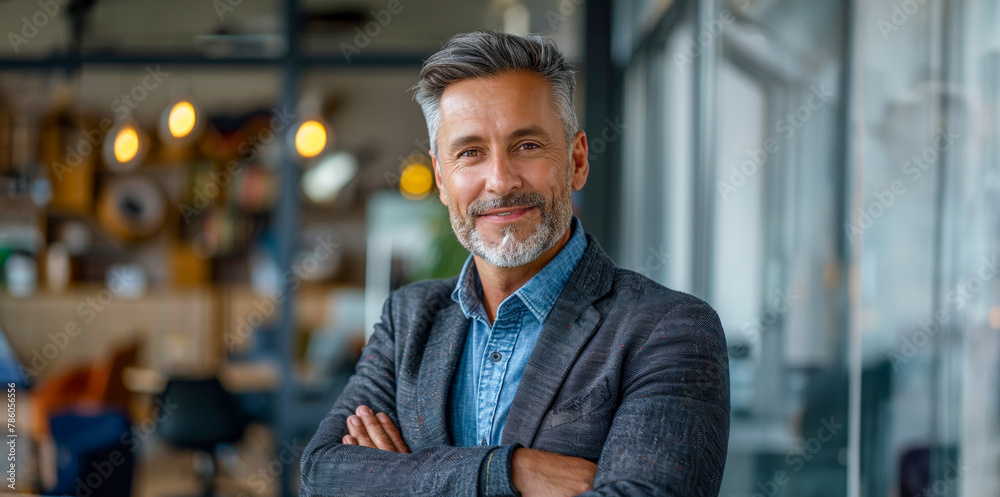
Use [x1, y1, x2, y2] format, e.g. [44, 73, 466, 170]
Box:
[31, 339, 142, 438]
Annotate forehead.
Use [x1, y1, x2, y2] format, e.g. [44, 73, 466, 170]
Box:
[436, 71, 560, 142]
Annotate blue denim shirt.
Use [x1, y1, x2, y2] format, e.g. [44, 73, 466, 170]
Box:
[448, 216, 587, 447]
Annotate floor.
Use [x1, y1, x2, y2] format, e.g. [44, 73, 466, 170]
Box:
[133, 424, 289, 497]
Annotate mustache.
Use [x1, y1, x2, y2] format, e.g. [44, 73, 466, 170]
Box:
[467, 192, 546, 217]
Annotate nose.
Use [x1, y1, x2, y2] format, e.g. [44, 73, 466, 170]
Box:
[483, 151, 521, 196]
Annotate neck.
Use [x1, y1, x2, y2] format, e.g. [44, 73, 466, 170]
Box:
[474, 223, 573, 326]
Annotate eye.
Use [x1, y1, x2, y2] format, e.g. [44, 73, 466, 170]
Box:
[518, 142, 540, 151]
[459, 149, 480, 158]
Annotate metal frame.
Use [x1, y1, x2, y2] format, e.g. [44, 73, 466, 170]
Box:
[0, 52, 427, 71]
[581, 0, 621, 259]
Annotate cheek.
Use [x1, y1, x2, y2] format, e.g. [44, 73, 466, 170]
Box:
[529, 165, 571, 193]
[445, 173, 482, 209]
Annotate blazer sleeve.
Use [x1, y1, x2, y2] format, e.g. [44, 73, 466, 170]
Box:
[299, 290, 522, 497]
[580, 302, 730, 496]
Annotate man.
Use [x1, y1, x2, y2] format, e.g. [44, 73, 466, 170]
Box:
[300, 30, 729, 496]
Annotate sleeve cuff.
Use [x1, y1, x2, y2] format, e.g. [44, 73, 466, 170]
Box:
[478, 443, 522, 497]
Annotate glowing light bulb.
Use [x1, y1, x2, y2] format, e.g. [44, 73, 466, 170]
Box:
[295, 121, 327, 158]
[168, 101, 197, 138]
[114, 126, 140, 163]
[400, 163, 433, 200]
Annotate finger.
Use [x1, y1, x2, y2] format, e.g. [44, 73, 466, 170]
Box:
[356, 405, 397, 452]
[347, 415, 376, 448]
[377, 412, 410, 454]
[342, 435, 358, 445]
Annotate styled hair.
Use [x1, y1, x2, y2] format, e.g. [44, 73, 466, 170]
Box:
[410, 30, 578, 155]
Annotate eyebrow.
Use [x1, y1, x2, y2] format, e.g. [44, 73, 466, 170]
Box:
[446, 125, 553, 152]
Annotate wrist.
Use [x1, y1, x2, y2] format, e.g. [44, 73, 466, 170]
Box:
[479, 444, 522, 497]
[510, 448, 528, 492]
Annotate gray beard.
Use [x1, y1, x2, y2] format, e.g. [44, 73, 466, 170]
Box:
[446, 181, 574, 269]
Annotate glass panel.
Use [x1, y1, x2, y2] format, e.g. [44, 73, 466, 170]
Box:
[854, 0, 1000, 495]
[710, 61, 765, 332]
[709, 2, 851, 496]
[617, 0, 1000, 494]
[662, 24, 695, 293]
[617, 57, 649, 271]
[952, 2, 1000, 494]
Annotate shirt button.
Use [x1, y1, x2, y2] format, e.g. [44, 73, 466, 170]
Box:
[490, 351, 502, 362]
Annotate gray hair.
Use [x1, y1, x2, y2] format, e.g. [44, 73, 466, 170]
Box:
[410, 30, 578, 156]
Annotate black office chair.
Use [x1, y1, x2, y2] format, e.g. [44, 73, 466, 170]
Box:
[155, 377, 249, 497]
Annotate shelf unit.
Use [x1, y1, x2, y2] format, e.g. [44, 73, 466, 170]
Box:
[0, 2, 430, 495]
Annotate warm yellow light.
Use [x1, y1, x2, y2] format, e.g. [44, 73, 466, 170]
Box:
[168, 101, 197, 138]
[114, 126, 140, 163]
[295, 121, 327, 158]
[400, 163, 433, 200]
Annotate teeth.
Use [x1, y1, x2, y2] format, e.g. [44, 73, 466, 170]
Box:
[497, 211, 513, 216]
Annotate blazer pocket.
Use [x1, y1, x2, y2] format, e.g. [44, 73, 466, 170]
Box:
[543, 378, 615, 429]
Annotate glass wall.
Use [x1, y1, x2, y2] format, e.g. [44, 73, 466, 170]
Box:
[612, 0, 999, 495]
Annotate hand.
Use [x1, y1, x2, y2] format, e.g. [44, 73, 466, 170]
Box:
[342, 405, 410, 453]
[510, 447, 597, 497]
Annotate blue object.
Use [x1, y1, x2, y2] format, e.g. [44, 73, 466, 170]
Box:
[448, 216, 586, 446]
[49, 409, 134, 497]
[0, 327, 31, 389]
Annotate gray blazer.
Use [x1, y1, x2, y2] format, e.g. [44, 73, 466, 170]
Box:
[300, 234, 729, 496]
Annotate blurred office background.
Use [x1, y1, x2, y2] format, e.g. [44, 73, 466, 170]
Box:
[0, 0, 996, 496]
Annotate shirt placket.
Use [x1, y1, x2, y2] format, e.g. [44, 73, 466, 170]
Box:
[474, 307, 523, 445]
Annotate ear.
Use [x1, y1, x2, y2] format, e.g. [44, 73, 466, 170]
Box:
[569, 130, 589, 191]
[431, 149, 448, 206]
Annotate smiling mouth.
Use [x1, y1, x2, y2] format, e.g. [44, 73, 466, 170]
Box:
[487, 207, 531, 217]
[477, 206, 537, 222]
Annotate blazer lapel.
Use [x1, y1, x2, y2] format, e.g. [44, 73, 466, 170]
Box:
[501, 235, 617, 447]
[415, 302, 469, 446]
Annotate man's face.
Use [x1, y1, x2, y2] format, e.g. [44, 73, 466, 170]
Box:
[431, 71, 589, 268]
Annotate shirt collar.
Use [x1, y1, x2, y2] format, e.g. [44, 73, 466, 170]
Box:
[451, 215, 587, 324]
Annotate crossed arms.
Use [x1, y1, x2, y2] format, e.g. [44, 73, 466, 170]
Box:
[340, 404, 596, 496]
[299, 293, 730, 496]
